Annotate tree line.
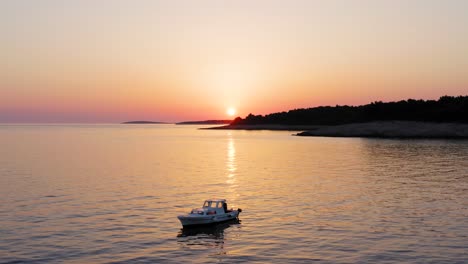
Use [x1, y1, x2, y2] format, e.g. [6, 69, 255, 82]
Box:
[231, 96, 468, 126]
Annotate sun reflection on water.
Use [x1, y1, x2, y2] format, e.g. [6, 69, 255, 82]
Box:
[226, 132, 239, 201]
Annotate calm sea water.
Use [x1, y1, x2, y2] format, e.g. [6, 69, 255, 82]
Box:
[1, 124, 467, 263]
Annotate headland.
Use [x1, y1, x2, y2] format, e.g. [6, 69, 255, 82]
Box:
[208, 96, 468, 138]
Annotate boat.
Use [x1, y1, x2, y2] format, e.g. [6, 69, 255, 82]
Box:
[177, 199, 242, 227]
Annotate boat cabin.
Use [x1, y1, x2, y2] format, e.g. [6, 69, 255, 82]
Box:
[203, 199, 228, 212]
[189, 199, 229, 215]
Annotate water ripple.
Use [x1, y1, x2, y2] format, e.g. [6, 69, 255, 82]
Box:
[1, 126, 467, 263]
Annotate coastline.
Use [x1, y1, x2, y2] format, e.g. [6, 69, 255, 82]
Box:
[207, 121, 468, 138]
[121, 121, 169, 124]
[177, 120, 232, 125]
[204, 124, 321, 131]
[297, 121, 468, 138]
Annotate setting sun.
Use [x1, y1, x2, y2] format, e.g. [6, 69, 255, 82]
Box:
[227, 108, 236, 117]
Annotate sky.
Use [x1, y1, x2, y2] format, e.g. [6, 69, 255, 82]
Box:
[1, 0, 467, 123]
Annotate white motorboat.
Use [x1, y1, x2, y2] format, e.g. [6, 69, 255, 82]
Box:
[177, 199, 242, 227]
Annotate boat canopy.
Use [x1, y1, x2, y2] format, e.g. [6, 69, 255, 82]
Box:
[205, 199, 226, 203]
[203, 199, 226, 208]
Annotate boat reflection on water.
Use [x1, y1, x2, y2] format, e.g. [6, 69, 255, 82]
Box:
[177, 218, 241, 238]
[176, 219, 241, 257]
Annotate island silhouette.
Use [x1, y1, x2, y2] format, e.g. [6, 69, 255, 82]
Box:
[212, 96, 468, 138]
[122, 120, 233, 125]
[121, 121, 169, 124]
[176, 120, 232, 125]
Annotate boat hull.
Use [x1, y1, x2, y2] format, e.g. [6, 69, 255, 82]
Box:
[178, 210, 240, 227]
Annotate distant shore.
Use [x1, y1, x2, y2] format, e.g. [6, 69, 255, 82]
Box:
[121, 121, 169, 124]
[205, 124, 319, 131]
[208, 121, 468, 138]
[176, 120, 232, 125]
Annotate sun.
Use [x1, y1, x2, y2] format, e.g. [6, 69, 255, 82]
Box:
[227, 107, 236, 117]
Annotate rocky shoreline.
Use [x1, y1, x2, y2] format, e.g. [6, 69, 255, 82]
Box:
[296, 121, 468, 138]
[208, 121, 468, 138]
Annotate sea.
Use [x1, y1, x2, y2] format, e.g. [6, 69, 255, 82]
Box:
[0, 124, 467, 263]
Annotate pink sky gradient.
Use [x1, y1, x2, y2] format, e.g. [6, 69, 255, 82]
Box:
[1, 1, 467, 123]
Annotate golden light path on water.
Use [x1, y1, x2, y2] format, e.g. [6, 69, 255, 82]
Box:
[226, 132, 238, 203]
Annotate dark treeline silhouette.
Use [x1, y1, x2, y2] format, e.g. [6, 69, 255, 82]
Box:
[231, 96, 468, 126]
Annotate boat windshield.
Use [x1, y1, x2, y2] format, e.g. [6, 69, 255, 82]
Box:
[203, 200, 226, 208]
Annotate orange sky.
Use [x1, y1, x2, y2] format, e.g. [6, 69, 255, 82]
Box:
[1, 1, 467, 123]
